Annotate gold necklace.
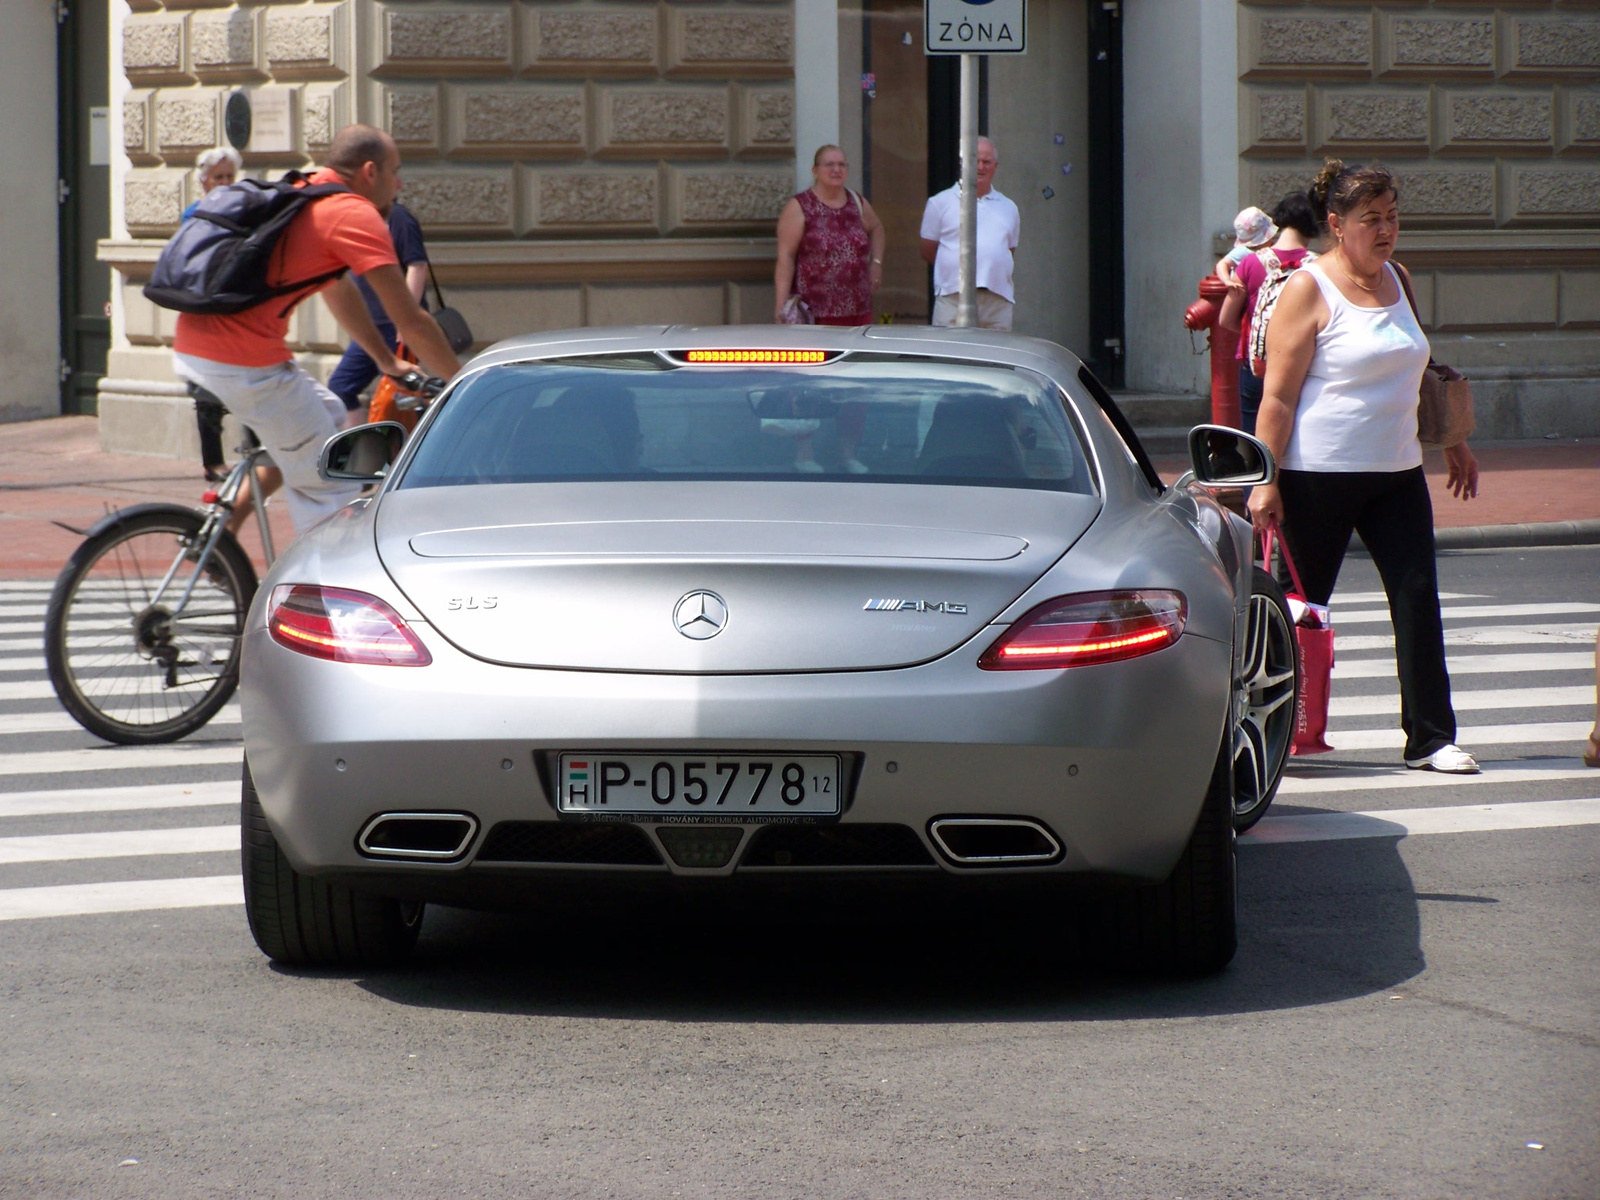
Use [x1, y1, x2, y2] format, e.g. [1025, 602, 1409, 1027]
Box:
[1336, 251, 1382, 294]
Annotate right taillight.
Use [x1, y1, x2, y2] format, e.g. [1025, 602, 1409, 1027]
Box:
[978, 590, 1186, 670]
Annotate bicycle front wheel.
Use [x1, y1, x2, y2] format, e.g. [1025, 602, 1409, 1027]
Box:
[45, 508, 257, 744]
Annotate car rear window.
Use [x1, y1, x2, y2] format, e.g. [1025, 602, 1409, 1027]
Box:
[398, 354, 1095, 494]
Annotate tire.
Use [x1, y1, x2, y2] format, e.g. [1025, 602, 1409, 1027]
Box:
[44, 508, 256, 744]
[1232, 566, 1299, 832]
[241, 759, 423, 967]
[1087, 735, 1238, 974]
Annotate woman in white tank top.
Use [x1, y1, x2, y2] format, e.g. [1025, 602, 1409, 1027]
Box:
[1247, 160, 1481, 775]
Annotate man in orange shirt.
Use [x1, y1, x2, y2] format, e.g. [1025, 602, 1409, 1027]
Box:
[171, 124, 461, 533]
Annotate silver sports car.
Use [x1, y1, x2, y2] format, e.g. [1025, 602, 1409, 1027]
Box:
[239, 325, 1297, 973]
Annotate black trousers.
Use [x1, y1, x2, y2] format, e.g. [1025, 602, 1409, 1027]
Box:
[1277, 466, 1456, 760]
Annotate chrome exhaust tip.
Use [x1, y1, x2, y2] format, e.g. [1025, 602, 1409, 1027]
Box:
[928, 817, 1063, 867]
[357, 812, 479, 861]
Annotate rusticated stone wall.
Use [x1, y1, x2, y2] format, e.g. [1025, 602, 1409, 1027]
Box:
[104, 0, 794, 453]
[1239, 2, 1600, 438]
[119, 0, 795, 241]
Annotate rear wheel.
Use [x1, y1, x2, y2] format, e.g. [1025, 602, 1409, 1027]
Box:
[44, 508, 255, 744]
[241, 760, 423, 967]
[1232, 566, 1299, 831]
[1088, 735, 1238, 974]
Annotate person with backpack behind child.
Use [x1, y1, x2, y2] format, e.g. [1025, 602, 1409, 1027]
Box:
[1219, 192, 1321, 434]
[156, 125, 461, 535]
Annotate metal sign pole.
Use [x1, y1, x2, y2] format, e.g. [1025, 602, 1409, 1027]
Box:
[957, 52, 978, 329]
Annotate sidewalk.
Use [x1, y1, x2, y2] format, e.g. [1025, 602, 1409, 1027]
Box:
[1, 416, 1596, 578]
[0, 416, 293, 577]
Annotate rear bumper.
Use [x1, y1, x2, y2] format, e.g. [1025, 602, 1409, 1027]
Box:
[241, 623, 1232, 887]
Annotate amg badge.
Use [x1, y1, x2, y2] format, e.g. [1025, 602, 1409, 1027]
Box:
[863, 599, 968, 614]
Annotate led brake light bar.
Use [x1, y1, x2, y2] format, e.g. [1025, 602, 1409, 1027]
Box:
[676, 350, 834, 364]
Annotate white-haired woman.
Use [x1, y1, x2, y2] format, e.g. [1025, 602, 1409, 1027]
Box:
[181, 147, 242, 222]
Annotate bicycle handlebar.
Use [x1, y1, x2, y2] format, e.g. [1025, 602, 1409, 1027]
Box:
[392, 369, 448, 400]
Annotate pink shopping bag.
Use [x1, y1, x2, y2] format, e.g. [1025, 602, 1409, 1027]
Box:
[1261, 523, 1334, 755]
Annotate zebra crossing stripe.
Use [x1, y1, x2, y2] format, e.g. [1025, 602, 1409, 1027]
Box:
[1278, 757, 1598, 795]
[0, 824, 237, 865]
[0, 681, 59, 701]
[1245, 797, 1600, 845]
[0, 780, 237, 818]
[1329, 685, 1596, 718]
[1337, 601, 1600, 626]
[1335, 623, 1596, 653]
[2, 707, 241, 736]
[1325, 721, 1592, 751]
[0, 744, 241, 777]
[0, 875, 242, 922]
[0, 658, 47, 674]
[1334, 651, 1593, 679]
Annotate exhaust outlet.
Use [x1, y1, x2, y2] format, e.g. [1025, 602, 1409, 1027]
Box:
[357, 812, 479, 861]
[928, 818, 1062, 867]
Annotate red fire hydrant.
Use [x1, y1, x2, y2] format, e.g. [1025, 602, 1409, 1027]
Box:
[1182, 275, 1241, 430]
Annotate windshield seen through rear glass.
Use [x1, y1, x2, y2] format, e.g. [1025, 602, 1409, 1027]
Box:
[398, 355, 1094, 494]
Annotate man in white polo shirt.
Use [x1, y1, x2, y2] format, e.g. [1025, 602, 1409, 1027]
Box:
[919, 137, 1021, 331]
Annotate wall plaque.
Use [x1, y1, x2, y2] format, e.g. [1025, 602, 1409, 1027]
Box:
[248, 88, 294, 154]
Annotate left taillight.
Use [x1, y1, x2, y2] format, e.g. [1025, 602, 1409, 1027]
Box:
[266, 585, 432, 666]
[978, 590, 1186, 670]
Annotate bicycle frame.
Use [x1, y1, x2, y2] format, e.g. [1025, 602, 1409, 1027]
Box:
[153, 442, 274, 625]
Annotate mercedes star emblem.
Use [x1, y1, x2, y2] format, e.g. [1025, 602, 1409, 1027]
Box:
[673, 590, 728, 640]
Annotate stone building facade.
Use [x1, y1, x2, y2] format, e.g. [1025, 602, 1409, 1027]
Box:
[1235, 1, 1600, 439]
[87, 0, 1598, 452]
[99, 0, 797, 452]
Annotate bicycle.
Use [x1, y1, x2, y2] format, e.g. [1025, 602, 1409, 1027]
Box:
[44, 370, 445, 744]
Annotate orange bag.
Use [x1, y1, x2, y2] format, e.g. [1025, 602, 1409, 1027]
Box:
[366, 342, 418, 432]
[1261, 523, 1334, 756]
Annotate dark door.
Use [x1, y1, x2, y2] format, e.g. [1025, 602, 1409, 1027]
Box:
[58, 0, 111, 415]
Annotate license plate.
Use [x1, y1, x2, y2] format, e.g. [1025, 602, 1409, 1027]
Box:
[557, 754, 842, 815]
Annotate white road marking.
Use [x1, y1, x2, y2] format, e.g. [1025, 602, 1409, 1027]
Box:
[1336, 601, 1600, 626]
[1334, 651, 1594, 679]
[0, 681, 57, 701]
[1327, 721, 1592, 751]
[0, 824, 237, 864]
[0, 875, 242, 921]
[0, 780, 237, 818]
[1245, 797, 1600, 844]
[0, 744, 241, 777]
[0, 708, 241, 736]
[1334, 623, 1597, 653]
[0, 658, 47, 674]
[1329, 685, 1596, 718]
[0, 638, 45, 651]
[1279, 757, 1598, 795]
[1330, 591, 1483, 605]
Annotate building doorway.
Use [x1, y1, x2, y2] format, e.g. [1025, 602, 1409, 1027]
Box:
[58, 0, 111, 415]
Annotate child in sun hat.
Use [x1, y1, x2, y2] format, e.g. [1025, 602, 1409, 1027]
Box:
[1215, 206, 1279, 292]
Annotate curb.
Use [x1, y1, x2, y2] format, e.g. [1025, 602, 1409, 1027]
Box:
[1434, 518, 1600, 550]
[1350, 518, 1600, 554]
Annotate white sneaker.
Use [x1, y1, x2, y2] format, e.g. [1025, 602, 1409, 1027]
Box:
[841, 458, 871, 474]
[1404, 744, 1480, 774]
[793, 458, 825, 474]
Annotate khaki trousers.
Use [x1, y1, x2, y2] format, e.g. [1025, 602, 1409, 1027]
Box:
[931, 289, 1015, 331]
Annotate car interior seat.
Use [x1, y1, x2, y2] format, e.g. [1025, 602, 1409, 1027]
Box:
[916, 395, 1026, 479]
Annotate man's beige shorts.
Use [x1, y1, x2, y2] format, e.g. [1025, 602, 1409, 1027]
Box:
[932, 289, 1015, 332]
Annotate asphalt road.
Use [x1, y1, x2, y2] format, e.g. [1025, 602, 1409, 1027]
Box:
[2, 546, 1596, 1198]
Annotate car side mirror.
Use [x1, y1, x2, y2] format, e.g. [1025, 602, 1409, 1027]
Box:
[319, 422, 408, 482]
[1187, 425, 1275, 487]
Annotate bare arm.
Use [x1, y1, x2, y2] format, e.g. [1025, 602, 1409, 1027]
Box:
[1247, 270, 1326, 530]
[1218, 286, 1246, 333]
[364, 264, 462, 381]
[858, 197, 886, 294]
[919, 238, 939, 266]
[322, 275, 405, 377]
[1217, 256, 1244, 291]
[773, 197, 804, 319]
[404, 262, 429, 306]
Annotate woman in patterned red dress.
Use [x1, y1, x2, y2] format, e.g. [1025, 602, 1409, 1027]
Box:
[774, 145, 886, 326]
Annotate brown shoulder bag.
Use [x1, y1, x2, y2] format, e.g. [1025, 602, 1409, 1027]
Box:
[1395, 265, 1475, 449]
